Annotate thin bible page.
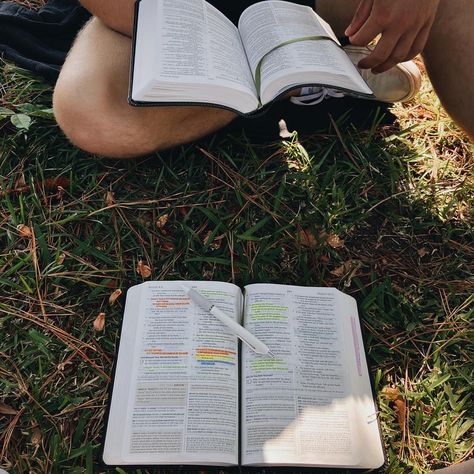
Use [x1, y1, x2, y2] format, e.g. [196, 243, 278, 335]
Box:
[154, 0, 255, 93]
[237, 1, 371, 103]
[238, 1, 331, 78]
[241, 284, 383, 468]
[104, 281, 241, 466]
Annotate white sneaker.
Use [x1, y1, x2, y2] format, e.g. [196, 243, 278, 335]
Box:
[344, 45, 422, 103]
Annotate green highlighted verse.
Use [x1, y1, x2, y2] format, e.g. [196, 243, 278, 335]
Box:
[250, 359, 288, 372]
[250, 303, 288, 320]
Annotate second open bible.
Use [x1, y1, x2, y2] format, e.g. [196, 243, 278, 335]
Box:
[103, 281, 384, 469]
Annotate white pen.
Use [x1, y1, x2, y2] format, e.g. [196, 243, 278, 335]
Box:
[182, 286, 275, 358]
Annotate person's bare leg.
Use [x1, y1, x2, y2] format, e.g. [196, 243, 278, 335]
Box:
[422, 0, 474, 139]
[79, 0, 135, 37]
[53, 18, 237, 158]
[315, 0, 473, 139]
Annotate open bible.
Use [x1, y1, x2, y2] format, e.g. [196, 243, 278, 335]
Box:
[103, 281, 385, 469]
[129, 0, 374, 115]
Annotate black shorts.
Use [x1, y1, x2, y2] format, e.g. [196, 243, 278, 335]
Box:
[223, 96, 392, 142]
[208, 0, 315, 25]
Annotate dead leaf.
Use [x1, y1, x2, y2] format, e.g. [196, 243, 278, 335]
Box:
[156, 214, 169, 229]
[394, 398, 407, 431]
[108, 288, 123, 305]
[383, 386, 401, 400]
[330, 260, 361, 281]
[17, 224, 32, 238]
[57, 253, 66, 265]
[417, 247, 428, 257]
[41, 177, 70, 192]
[105, 191, 115, 207]
[0, 402, 17, 415]
[162, 242, 175, 252]
[320, 254, 330, 264]
[298, 229, 318, 248]
[326, 233, 345, 249]
[330, 263, 347, 277]
[136, 260, 152, 278]
[31, 425, 42, 445]
[15, 173, 26, 188]
[299, 229, 345, 249]
[382, 387, 407, 432]
[93, 312, 106, 332]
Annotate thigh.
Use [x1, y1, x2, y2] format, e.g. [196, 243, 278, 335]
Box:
[54, 18, 236, 157]
[422, 0, 474, 137]
[59, 17, 131, 93]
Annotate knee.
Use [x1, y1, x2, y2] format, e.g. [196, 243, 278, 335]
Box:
[53, 74, 160, 158]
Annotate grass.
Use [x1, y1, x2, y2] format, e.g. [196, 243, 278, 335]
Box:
[0, 14, 473, 474]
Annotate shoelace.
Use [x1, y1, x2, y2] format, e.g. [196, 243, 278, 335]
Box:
[290, 86, 345, 106]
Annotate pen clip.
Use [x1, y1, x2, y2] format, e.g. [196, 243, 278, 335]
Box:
[266, 350, 276, 359]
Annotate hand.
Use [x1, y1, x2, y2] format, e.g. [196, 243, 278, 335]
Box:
[345, 0, 440, 73]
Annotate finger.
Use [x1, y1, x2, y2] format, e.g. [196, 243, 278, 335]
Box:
[357, 30, 401, 69]
[345, 0, 373, 37]
[407, 21, 432, 59]
[348, 7, 394, 48]
[348, 20, 384, 48]
[373, 32, 418, 73]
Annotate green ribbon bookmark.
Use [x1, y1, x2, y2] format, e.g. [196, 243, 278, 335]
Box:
[254, 35, 342, 105]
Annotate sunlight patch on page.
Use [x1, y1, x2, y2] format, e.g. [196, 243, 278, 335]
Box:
[262, 399, 358, 465]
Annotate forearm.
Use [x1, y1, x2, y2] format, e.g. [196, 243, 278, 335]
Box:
[80, 0, 135, 36]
